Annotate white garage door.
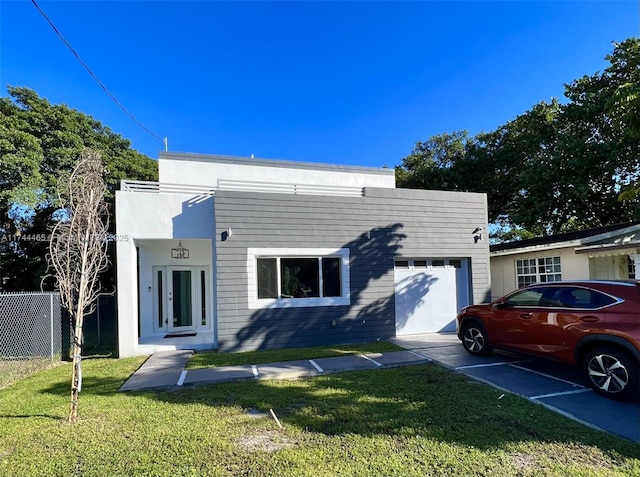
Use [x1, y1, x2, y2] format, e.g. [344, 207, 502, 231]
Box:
[394, 259, 470, 335]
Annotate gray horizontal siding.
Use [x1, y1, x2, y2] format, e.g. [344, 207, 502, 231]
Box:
[214, 187, 489, 351]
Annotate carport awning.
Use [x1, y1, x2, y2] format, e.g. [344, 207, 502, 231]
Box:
[574, 241, 640, 257]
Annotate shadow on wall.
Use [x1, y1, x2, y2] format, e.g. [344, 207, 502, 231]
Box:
[172, 196, 215, 239]
[224, 223, 437, 351]
[391, 273, 439, 333]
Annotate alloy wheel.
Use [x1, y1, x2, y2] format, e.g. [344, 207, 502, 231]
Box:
[587, 353, 630, 395]
[463, 326, 485, 353]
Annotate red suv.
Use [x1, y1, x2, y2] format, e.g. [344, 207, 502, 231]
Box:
[456, 280, 640, 400]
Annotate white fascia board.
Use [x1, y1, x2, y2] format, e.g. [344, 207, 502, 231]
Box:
[490, 240, 582, 257]
[159, 151, 395, 177]
[574, 241, 640, 254]
[491, 224, 640, 258]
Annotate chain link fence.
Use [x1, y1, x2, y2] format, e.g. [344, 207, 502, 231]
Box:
[0, 292, 62, 360]
[0, 292, 118, 389]
[61, 295, 117, 356]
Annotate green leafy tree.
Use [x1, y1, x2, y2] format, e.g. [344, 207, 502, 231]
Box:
[606, 39, 640, 138]
[606, 39, 640, 200]
[396, 131, 472, 191]
[396, 102, 561, 234]
[396, 37, 640, 240]
[0, 86, 158, 291]
[472, 100, 561, 233]
[552, 38, 640, 229]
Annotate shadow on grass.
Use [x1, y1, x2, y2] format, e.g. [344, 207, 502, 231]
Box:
[39, 355, 148, 397]
[0, 414, 62, 420]
[41, 375, 135, 397]
[34, 360, 640, 462]
[140, 363, 640, 460]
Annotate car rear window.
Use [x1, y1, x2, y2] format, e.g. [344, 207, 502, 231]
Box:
[541, 287, 619, 309]
[592, 291, 618, 307]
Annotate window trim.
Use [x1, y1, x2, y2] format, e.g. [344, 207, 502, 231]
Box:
[247, 248, 350, 309]
[515, 256, 562, 288]
[394, 259, 461, 270]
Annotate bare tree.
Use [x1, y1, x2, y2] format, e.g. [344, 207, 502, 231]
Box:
[46, 149, 110, 423]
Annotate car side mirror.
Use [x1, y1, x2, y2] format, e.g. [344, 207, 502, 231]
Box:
[493, 301, 507, 310]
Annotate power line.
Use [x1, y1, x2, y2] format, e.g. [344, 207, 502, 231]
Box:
[30, 0, 166, 149]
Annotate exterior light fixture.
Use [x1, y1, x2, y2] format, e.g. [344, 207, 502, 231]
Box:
[472, 227, 483, 243]
[171, 241, 190, 259]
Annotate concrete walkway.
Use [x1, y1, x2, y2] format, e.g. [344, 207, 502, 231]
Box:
[119, 349, 431, 392]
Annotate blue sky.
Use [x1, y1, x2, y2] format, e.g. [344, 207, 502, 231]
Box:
[1, 1, 638, 168]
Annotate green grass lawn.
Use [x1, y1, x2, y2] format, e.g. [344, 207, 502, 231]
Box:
[186, 341, 404, 369]
[1, 352, 639, 477]
[0, 358, 62, 390]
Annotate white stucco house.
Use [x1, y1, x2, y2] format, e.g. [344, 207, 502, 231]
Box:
[115, 152, 490, 357]
[490, 221, 640, 299]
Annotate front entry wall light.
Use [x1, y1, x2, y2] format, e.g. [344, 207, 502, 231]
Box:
[171, 241, 190, 259]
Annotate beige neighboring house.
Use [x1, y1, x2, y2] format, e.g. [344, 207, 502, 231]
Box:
[490, 221, 640, 300]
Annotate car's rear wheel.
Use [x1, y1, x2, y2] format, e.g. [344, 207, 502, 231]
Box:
[583, 346, 639, 401]
[460, 322, 492, 356]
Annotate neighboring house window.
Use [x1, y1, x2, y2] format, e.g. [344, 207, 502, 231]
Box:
[248, 248, 350, 309]
[515, 257, 561, 288]
[628, 256, 636, 279]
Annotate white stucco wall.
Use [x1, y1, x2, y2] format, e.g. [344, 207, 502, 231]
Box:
[116, 237, 137, 357]
[116, 190, 216, 357]
[490, 247, 590, 299]
[116, 190, 215, 239]
[158, 152, 396, 189]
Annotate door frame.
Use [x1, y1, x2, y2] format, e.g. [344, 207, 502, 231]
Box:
[167, 266, 197, 332]
[152, 265, 211, 334]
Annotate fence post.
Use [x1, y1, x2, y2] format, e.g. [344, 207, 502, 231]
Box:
[50, 294, 54, 361]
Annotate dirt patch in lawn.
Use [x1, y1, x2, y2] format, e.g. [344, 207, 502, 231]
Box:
[237, 430, 298, 453]
[511, 452, 540, 471]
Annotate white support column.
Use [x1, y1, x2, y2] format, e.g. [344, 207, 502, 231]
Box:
[629, 254, 640, 279]
[211, 238, 218, 348]
[117, 238, 138, 357]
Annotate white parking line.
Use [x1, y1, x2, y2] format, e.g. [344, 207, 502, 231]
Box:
[360, 354, 382, 367]
[530, 388, 592, 400]
[177, 370, 187, 386]
[508, 363, 585, 387]
[309, 359, 323, 372]
[252, 365, 259, 377]
[456, 360, 530, 370]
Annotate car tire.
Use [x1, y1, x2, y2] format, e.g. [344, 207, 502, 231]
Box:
[460, 322, 492, 356]
[582, 346, 639, 401]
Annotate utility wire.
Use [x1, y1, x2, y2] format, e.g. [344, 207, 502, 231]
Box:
[30, 0, 166, 147]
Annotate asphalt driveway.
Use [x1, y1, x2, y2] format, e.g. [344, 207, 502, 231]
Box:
[389, 333, 640, 442]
